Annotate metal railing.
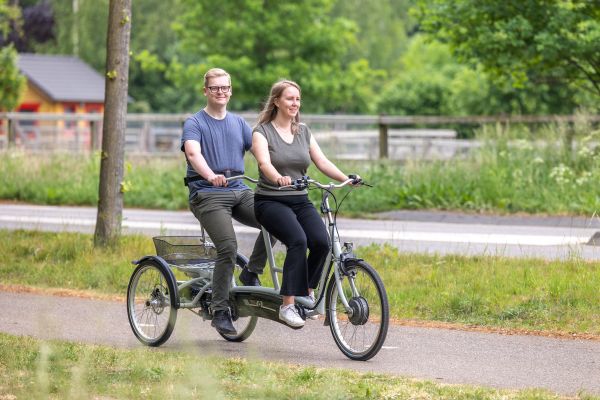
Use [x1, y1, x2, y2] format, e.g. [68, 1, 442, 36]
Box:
[1, 112, 598, 160]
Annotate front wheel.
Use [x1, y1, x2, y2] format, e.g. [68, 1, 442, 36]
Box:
[127, 259, 178, 346]
[326, 260, 389, 361]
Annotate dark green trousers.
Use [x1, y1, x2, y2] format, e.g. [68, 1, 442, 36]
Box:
[190, 189, 267, 312]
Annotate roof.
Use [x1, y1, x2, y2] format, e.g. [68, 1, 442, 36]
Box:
[17, 53, 105, 103]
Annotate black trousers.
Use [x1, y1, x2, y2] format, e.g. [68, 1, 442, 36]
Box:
[254, 194, 329, 296]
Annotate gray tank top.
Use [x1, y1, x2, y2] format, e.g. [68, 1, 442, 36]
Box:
[254, 122, 312, 196]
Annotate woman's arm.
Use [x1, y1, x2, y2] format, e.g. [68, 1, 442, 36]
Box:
[252, 131, 292, 186]
[309, 136, 349, 182]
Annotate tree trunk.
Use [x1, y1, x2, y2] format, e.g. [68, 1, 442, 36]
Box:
[94, 0, 131, 248]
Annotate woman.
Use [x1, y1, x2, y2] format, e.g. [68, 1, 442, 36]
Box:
[252, 79, 359, 327]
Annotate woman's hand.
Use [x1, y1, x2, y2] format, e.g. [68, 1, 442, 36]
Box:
[277, 176, 292, 186]
[348, 174, 362, 186]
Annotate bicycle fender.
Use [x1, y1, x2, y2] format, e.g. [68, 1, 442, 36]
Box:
[341, 257, 364, 274]
[135, 255, 180, 309]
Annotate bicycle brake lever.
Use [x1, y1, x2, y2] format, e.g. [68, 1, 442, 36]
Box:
[293, 176, 309, 190]
[348, 174, 363, 185]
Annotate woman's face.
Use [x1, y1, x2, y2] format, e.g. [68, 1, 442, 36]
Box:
[275, 86, 300, 119]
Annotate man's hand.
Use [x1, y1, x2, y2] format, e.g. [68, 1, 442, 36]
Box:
[208, 174, 227, 187]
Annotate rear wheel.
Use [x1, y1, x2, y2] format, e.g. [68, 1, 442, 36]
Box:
[127, 259, 178, 346]
[326, 260, 389, 361]
[219, 254, 258, 342]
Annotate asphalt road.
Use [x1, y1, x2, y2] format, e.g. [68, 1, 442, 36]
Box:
[1, 291, 598, 396]
[2, 204, 600, 260]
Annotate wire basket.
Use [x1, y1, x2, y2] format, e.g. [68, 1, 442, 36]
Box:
[152, 236, 217, 267]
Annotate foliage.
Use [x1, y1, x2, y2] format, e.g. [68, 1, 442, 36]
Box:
[33, 0, 109, 71]
[0, 0, 20, 39]
[171, 0, 384, 113]
[3, 120, 600, 216]
[10, 0, 596, 114]
[377, 35, 587, 117]
[386, 121, 600, 214]
[0, 45, 25, 111]
[0, 0, 25, 111]
[0, 0, 54, 51]
[415, 0, 600, 104]
[331, 0, 415, 71]
[127, 0, 188, 112]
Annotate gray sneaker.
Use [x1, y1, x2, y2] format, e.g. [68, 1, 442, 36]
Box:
[302, 292, 319, 320]
[279, 304, 305, 327]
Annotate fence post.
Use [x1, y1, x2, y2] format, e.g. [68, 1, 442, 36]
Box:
[378, 116, 388, 159]
[90, 120, 101, 151]
[7, 117, 15, 149]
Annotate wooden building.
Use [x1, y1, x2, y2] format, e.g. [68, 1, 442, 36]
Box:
[17, 53, 105, 114]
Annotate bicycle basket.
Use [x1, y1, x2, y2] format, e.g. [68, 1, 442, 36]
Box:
[152, 236, 217, 266]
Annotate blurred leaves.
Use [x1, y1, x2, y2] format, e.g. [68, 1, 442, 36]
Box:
[415, 0, 600, 107]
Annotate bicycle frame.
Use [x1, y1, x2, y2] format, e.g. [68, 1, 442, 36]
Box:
[230, 176, 358, 318]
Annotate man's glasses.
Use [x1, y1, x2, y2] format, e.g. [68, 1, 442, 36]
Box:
[207, 86, 231, 93]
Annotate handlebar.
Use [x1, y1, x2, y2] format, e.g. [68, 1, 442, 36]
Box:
[226, 175, 258, 184]
[226, 175, 365, 190]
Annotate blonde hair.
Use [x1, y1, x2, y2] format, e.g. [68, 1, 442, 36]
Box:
[256, 80, 301, 134]
[203, 68, 231, 88]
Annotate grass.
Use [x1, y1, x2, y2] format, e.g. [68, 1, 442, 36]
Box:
[1, 120, 600, 215]
[0, 332, 596, 400]
[1, 230, 599, 336]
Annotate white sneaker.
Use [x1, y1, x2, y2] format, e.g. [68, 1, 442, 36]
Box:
[279, 304, 305, 327]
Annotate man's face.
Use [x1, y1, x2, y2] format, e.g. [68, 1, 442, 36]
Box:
[204, 75, 232, 108]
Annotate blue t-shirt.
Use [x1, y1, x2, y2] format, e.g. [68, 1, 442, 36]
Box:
[181, 109, 252, 198]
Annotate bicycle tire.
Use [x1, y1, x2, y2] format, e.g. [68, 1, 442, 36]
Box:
[219, 254, 259, 342]
[326, 259, 389, 361]
[127, 259, 178, 346]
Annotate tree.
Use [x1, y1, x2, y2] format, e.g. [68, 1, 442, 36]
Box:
[415, 0, 600, 99]
[0, 45, 25, 111]
[0, 2, 25, 112]
[94, 0, 131, 248]
[377, 35, 580, 116]
[127, 0, 187, 112]
[332, 0, 415, 71]
[172, 0, 383, 113]
[35, 0, 109, 71]
[0, 0, 20, 43]
[0, 0, 54, 51]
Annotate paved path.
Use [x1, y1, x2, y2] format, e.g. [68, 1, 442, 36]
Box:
[1, 291, 598, 396]
[2, 204, 600, 260]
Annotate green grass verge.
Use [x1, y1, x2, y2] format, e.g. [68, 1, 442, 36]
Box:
[0, 332, 595, 400]
[1, 230, 598, 336]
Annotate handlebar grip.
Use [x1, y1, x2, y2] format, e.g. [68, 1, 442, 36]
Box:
[348, 174, 362, 185]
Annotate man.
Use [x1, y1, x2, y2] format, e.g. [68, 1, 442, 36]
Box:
[181, 68, 265, 335]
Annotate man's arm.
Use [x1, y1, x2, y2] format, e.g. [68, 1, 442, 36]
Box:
[184, 140, 227, 187]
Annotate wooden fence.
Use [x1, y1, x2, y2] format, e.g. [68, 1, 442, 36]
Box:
[1, 112, 598, 160]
